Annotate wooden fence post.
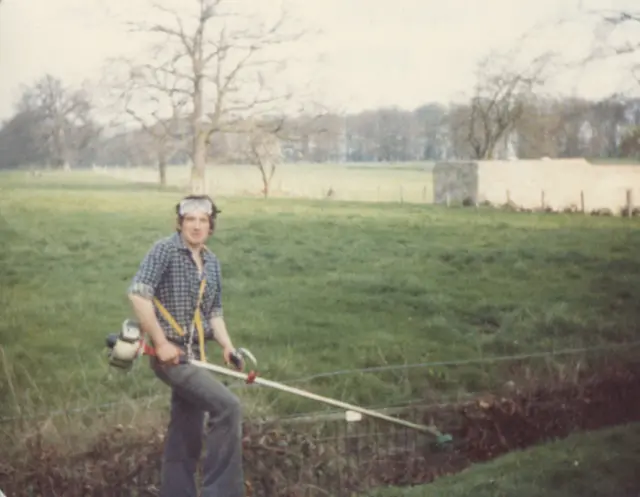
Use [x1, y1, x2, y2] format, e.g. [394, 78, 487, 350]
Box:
[580, 190, 585, 214]
[541, 190, 546, 210]
[626, 189, 633, 217]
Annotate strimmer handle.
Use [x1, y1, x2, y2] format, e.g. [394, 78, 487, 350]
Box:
[140, 342, 256, 382]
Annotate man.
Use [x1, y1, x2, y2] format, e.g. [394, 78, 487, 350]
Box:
[127, 194, 245, 497]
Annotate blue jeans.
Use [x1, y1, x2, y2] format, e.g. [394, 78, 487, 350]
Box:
[151, 357, 245, 497]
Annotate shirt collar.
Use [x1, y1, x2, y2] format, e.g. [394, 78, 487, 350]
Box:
[170, 232, 215, 263]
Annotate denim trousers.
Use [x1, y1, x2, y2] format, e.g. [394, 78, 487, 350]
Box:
[151, 356, 245, 497]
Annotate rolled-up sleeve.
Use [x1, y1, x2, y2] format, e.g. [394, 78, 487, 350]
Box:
[127, 240, 171, 299]
[210, 258, 224, 318]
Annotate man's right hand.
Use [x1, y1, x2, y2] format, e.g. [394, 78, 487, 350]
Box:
[155, 341, 183, 366]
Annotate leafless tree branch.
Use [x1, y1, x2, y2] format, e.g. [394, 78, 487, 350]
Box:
[456, 47, 555, 159]
[110, 0, 315, 194]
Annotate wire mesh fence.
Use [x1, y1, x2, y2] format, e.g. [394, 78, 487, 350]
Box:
[3, 342, 640, 496]
[5, 365, 640, 497]
[0, 404, 465, 497]
[243, 416, 449, 497]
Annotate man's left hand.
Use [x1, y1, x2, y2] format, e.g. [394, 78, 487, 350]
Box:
[223, 346, 243, 371]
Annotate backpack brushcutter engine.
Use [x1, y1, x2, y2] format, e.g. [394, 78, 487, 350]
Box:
[106, 319, 146, 370]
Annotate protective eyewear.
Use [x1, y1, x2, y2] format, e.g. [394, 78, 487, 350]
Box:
[178, 197, 219, 216]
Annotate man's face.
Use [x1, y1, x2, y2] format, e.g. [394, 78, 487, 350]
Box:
[180, 211, 210, 246]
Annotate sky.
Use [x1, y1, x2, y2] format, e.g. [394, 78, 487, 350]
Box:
[0, 0, 638, 122]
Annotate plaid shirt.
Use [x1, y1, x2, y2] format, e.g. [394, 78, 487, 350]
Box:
[127, 232, 223, 347]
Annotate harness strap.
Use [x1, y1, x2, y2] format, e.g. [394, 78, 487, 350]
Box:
[153, 277, 208, 362]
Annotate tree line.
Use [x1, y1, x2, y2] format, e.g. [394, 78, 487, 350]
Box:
[0, 1, 638, 195]
[2, 75, 638, 164]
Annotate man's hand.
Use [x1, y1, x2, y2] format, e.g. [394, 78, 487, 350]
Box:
[156, 341, 183, 366]
[223, 346, 243, 371]
[211, 316, 241, 369]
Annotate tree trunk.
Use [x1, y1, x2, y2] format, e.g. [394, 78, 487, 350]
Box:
[158, 158, 167, 187]
[190, 62, 207, 194]
[191, 130, 207, 194]
[260, 166, 270, 198]
[259, 163, 276, 198]
[54, 124, 69, 170]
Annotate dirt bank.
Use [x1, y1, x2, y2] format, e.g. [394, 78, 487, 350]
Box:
[2, 363, 640, 497]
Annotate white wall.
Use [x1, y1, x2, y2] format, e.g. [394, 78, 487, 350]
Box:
[476, 159, 640, 213]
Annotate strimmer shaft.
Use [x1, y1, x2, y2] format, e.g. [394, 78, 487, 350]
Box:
[190, 359, 447, 439]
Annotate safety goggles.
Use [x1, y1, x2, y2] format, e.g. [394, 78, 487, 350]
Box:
[178, 197, 220, 217]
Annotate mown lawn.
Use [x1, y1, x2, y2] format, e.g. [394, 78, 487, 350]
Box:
[1, 170, 640, 424]
[366, 422, 640, 497]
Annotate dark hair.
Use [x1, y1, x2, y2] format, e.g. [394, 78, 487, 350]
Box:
[175, 194, 220, 234]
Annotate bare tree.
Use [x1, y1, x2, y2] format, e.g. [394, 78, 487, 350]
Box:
[598, 10, 640, 87]
[509, 98, 560, 158]
[414, 103, 449, 160]
[103, 57, 191, 186]
[587, 10, 639, 58]
[228, 109, 336, 196]
[119, 0, 311, 194]
[17, 74, 98, 169]
[454, 48, 555, 160]
[0, 108, 49, 168]
[562, 7, 640, 90]
[620, 126, 640, 157]
[240, 120, 283, 197]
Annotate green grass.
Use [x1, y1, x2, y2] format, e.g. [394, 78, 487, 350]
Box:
[2, 170, 640, 423]
[587, 158, 640, 166]
[366, 422, 640, 497]
[97, 161, 435, 203]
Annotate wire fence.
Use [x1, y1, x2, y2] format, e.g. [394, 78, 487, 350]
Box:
[3, 340, 640, 496]
[2, 339, 640, 424]
[5, 374, 640, 497]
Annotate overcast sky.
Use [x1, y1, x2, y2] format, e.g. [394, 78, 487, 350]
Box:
[1, 0, 638, 121]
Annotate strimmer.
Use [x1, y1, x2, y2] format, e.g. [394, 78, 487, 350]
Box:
[106, 319, 453, 446]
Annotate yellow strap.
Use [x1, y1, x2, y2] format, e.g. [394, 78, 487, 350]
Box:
[194, 307, 206, 362]
[154, 299, 185, 336]
[153, 277, 208, 362]
[194, 278, 207, 362]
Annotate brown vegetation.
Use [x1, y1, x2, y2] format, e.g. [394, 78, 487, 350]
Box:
[3, 359, 640, 497]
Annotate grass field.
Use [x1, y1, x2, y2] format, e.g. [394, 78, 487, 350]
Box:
[2, 169, 640, 427]
[366, 422, 640, 497]
[96, 161, 435, 203]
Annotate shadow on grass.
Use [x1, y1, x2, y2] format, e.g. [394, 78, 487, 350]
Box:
[4, 181, 184, 194]
[0, 169, 185, 194]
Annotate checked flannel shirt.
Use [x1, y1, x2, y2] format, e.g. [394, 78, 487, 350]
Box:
[127, 232, 224, 347]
